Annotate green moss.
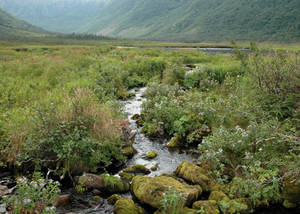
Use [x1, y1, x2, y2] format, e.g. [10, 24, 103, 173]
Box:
[151, 165, 158, 171]
[167, 135, 183, 148]
[283, 177, 300, 204]
[122, 146, 138, 157]
[108, 194, 122, 205]
[283, 200, 297, 209]
[119, 172, 134, 181]
[123, 165, 150, 174]
[131, 175, 202, 208]
[113, 198, 144, 214]
[192, 200, 220, 214]
[100, 174, 130, 193]
[146, 151, 157, 159]
[209, 191, 230, 202]
[175, 161, 215, 192]
[228, 199, 249, 214]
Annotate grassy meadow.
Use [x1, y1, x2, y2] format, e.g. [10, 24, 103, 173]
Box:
[0, 41, 299, 213]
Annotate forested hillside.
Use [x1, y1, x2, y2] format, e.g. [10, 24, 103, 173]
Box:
[83, 0, 300, 42]
[0, 0, 106, 33]
[0, 8, 48, 40]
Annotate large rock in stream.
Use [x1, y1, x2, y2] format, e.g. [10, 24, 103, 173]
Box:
[175, 161, 216, 192]
[77, 173, 130, 193]
[131, 175, 202, 208]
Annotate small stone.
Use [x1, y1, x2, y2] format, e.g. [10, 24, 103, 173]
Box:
[54, 194, 70, 207]
[151, 165, 158, 171]
[0, 186, 9, 197]
[146, 151, 157, 159]
[92, 189, 101, 195]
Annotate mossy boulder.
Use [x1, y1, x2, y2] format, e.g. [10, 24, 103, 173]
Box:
[192, 200, 219, 214]
[131, 114, 141, 120]
[209, 191, 230, 202]
[119, 172, 134, 181]
[167, 135, 183, 148]
[107, 194, 122, 205]
[175, 161, 216, 192]
[113, 198, 144, 214]
[123, 165, 150, 174]
[282, 177, 300, 206]
[146, 151, 157, 159]
[131, 175, 202, 208]
[100, 174, 130, 193]
[122, 145, 138, 157]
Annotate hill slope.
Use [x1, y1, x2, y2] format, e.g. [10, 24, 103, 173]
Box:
[0, 0, 106, 33]
[0, 7, 48, 40]
[84, 0, 300, 42]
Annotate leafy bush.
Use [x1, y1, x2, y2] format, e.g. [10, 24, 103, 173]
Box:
[3, 173, 60, 214]
[160, 187, 185, 214]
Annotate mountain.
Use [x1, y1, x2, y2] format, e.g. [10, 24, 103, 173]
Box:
[0, 7, 48, 40]
[83, 0, 300, 42]
[0, 0, 106, 33]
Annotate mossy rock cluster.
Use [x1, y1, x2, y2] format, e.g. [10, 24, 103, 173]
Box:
[131, 175, 202, 208]
[123, 165, 150, 174]
[113, 198, 144, 214]
[175, 161, 216, 192]
[131, 114, 144, 126]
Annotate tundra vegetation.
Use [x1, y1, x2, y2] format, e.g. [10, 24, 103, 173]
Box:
[0, 42, 299, 213]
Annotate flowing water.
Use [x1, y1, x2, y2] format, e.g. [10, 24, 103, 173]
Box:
[122, 87, 194, 176]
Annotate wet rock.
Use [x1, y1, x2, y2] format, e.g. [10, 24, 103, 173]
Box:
[146, 151, 157, 159]
[122, 145, 138, 157]
[157, 122, 164, 136]
[121, 126, 136, 143]
[113, 198, 144, 214]
[77, 173, 130, 193]
[282, 176, 300, 207]
[192, 200, 219, 214]
[131, 175, 202, 208]
[77, 173, 104, 190]
[167, 135, 183, 148]
[175, 161, 216, 192]
[131, 114, 144, 126]
[119, 172, 134, 181]
[151, 165, 158, 171]
[131, 114, 140, 120]
[209, 191, 230, 202]
[123, 165, 150, 175]
[54, 194, 70, 207]
[0, 185, 9, 197]
[92, 189, 101, 195]
[107, 194, 122, 205]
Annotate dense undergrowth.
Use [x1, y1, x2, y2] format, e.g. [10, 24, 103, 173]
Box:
[0, 43, 299, 213]
[139, 43, 300, 211]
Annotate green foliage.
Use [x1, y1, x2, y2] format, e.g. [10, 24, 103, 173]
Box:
[160, 187, 185, 214]
[3, 172, 59, 214]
